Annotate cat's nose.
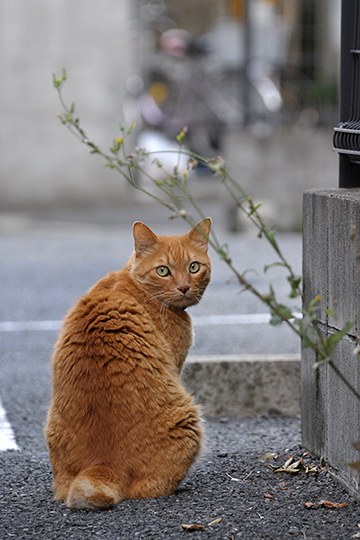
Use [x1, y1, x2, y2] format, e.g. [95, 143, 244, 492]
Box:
[177, 286, 190, 295]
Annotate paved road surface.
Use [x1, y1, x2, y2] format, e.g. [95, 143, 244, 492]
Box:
[4, 212, 358, 538]
[0, 211, 301, 354]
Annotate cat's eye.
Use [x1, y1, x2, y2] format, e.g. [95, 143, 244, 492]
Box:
[156, 265, 171, 277]
[189, 261, 201, 274]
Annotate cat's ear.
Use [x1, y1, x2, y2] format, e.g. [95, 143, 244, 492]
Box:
[188, 218, 212, 252]
[133, 222, 159, 256]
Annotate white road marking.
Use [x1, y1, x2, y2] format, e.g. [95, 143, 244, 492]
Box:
[0, 320, 61, 332]
[194, 313, 302, 326]
[0, 397, 19, 451]
[194, 313, 272, 326]
[0, 313, 302, 332]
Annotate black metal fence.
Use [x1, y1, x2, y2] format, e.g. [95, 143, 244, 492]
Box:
[333, 0, 360, 187]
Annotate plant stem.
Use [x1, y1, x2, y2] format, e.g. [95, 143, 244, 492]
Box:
[328, 359, 360, 402]
[53, 73, 351, 375]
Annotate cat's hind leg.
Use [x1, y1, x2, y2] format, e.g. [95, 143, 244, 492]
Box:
[66, 465, 125, 510]
[127, 408, 203, 500]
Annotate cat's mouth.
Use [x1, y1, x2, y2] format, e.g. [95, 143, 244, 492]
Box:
[152, 289, 202, 310]
[170, 293, 200, 310]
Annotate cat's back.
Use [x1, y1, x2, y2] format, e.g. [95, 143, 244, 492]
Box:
[49, 266, 192, 432]
[55, 268, 158, 350]
[52, 268, 183, 380]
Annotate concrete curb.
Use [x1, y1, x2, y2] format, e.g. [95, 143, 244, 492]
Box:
[183, 354, 301, 417]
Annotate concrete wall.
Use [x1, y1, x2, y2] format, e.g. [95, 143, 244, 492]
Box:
[224, 127, 338, 230]
[184, 354, 300, 417]
[0, 0, 134, 211]
[302, 188, 360, 498]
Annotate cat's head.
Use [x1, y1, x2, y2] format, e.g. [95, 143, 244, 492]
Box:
[128, 218, 212, 310]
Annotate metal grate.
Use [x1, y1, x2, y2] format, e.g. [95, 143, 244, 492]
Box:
[333, 0, 360, 186]
[334, 47, 360, 163]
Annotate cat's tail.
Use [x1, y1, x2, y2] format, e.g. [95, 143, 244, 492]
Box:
[66, 465, 124, 510]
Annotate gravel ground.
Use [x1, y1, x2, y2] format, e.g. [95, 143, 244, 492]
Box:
[1, 417, 360, 540]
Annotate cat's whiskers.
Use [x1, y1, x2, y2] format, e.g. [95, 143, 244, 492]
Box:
[159, 299, 169, 320]
[142, 290, 166, 307]
[196, 288, 209, 302]
[145, 291, 173, 319]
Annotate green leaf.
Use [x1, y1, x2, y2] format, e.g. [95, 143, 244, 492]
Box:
[52, 69, 67, 89]
[288, 275, 302, 298]
[127, 121, 136, 135]
[269, 304, 293, 326]
[264, 262, 286, 273]
[323, 321, 354, 353]
[307, 295, 322, 315]
[278, 304, 294, 320]
[302, 335, 316, 349]
[270, 314, 283, 326]
[247, 201, 262, 217]
[264, 229, 277, 247]
[176, 127, 187, 144]
[52, 76, 62, 89]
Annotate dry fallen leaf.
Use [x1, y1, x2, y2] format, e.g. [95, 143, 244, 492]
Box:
[264, 492, 274, 500]
[181, 523, 205, 531]
[318, 498, 349, 509]
[208, 518, 222, 526]
[272, 464, 301, 474]
[284, 456, 295, 468]
[349, 460, 360, 471]
[270, 455, 323, 475]
[258, 452, 279, 462]
[270, 456, 300, 473]
[304, 464, 320, 474]
[304, 498, 349, 510]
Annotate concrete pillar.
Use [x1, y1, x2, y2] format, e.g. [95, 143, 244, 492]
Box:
[302, 188, 360, 497]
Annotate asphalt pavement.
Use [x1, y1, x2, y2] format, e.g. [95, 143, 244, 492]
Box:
[0, 204, 301, 355]
[1, 207, 360, 539]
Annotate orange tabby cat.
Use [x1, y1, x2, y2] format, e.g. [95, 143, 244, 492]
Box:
[45, 218, 211, 509]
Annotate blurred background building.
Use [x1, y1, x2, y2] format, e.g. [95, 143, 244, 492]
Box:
[0, 0, 341, 229]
